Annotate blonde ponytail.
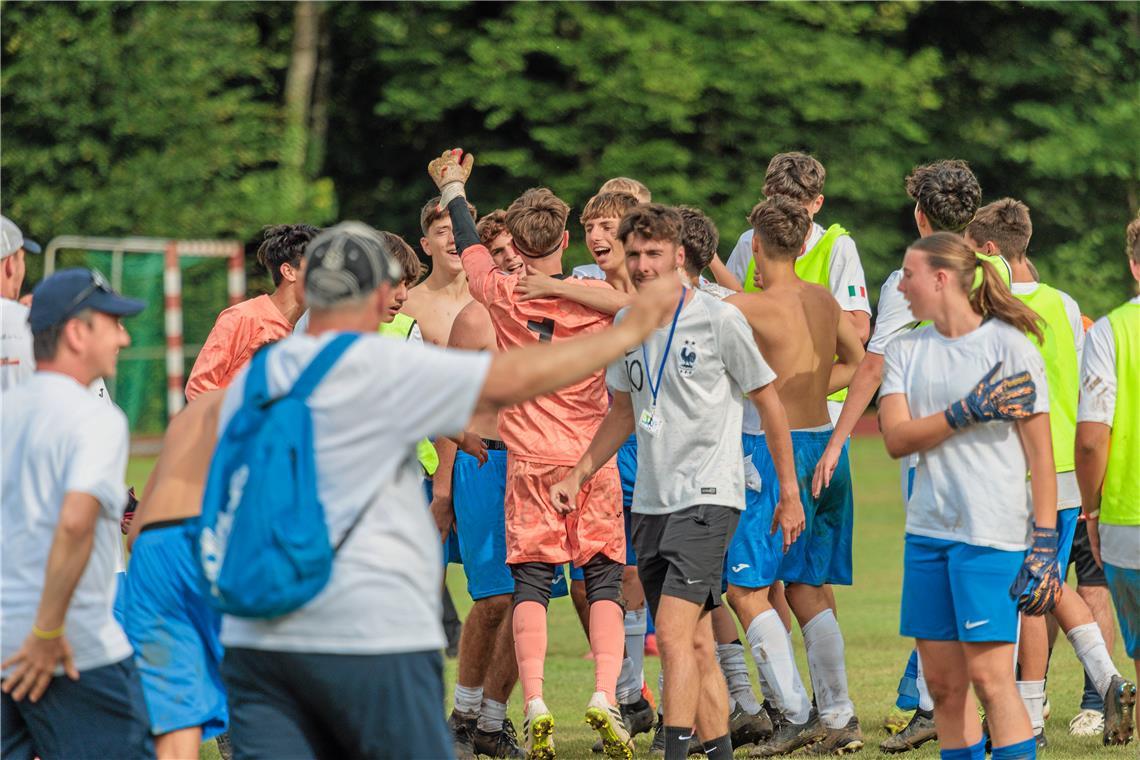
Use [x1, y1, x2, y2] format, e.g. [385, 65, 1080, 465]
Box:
[911, 232, 1044, 343]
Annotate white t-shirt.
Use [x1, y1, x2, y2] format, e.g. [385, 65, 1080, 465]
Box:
[1011, 282, 1085, 508]
[1, 373, 132, 673]
[882, 319, 1050, 551]
[607, 289, 777, 515]
[1077, 296, 1140, 569]
[867, 270, 915, 357]
[218, 331, 490, 655]
[294, 311, 422, 345]
[572, 264, 606, 281]
[728, 223, 869, 434]
[0, 297, 34, 392]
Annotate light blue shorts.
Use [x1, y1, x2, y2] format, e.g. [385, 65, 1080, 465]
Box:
[1104, 562, 1140, 659]
[122, 520, 227, 738]
[900, 534, 1023, 643]
[1054, 506, 1079, 574]
[726, 432, 853, 589]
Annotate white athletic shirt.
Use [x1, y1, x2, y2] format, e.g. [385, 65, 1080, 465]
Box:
[1011, 282, 1085, 509]
[607, 289, 776, 515]
[0, 297, 34, 391]
[218, 331, 489, 655]
[572, 264, 606, 280]
[294, 310, 422, 344]
[882, 319, 1050, 551]
[728, 223, 869, 434]
[1, 373, 133, 673]
[1077, 295, 1140, 570]
[867, 270, 914, 356]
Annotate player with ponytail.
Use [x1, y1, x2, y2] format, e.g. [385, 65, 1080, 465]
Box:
[876, 230, 1059, 760]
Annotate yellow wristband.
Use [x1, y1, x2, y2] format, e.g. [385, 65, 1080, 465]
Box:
[32, 624, 65, 640]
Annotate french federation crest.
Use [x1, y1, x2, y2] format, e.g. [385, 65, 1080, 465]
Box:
[678, 339, 698, 377]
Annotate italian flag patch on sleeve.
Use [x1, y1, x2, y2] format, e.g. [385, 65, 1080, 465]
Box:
[847, 285, 866, 298]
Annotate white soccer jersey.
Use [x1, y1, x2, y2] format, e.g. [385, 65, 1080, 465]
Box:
[882, 319, 1050, 551]
[607, 289, 776, 515]
[0, 298, 34, 392]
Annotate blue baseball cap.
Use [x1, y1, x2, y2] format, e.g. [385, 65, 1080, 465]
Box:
[29, 268, 146, 332]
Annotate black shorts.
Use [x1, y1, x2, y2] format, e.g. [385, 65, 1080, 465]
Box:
[632, 504, 740, 617]
[1067, 520, 1107, 587]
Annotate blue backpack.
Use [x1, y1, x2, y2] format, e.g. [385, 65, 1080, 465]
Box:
[195, 333, 364, 618]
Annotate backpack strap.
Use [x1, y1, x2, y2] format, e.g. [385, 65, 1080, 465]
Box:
[287, 333, 360, 401]
[244, 344, 273, 408]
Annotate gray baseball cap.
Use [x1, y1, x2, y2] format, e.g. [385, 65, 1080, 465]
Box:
[1, 215, 41, 259]
[303, 221, 403, 308]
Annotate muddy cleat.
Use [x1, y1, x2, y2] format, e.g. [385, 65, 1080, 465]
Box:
[474, 719, 525, 759]
[585, 692, 634, 760]
[809, 716, 864, 755]
[624, 696, 657, 738]
[449, 710, 478, 760]
[1034, 730, 1047, 750]
[214, 732, 233, 760]
[1103, 675, 1136, 746]
[1068, 708, 1105, 737]
[882, 706, 916, 736]
[730, 702, 774, 748]
[879, 708, 936, 754]
[750, 711, 826, 757]
[522, 698, 555, 760]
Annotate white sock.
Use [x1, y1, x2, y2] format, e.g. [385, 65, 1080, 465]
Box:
[916, 651, 934, 712]
[717, 641, 763, 714]
[1067, 622, 1120, 698]
[617, 608, 648, 704]
[746, 609, 811, 724]
[454, 683, 483, 717]
[802, 609, 855, 729]
[1017, 679, 1046, 732]
[477, 698, 508, 733]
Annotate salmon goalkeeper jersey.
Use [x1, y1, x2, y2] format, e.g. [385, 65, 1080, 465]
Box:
[461, 242, 613, 466]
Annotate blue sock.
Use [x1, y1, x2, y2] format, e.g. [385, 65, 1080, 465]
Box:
[1080, 670, 1105, 712]
[896, 649, 920, 710]
[941, 739, 985, 760]
[992, 736, 1036, 760]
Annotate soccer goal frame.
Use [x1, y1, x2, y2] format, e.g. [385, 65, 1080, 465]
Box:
[44, 236, 245, 419]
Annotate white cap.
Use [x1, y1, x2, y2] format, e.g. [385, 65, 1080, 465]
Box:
[1, 216, 41, 259]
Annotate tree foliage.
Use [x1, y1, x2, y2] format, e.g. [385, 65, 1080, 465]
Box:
[3, 1, 1137, 316]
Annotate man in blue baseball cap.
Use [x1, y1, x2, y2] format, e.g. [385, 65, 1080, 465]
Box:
[1, 267, 151, 759]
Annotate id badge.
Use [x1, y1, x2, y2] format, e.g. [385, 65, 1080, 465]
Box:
[638, 406, 663, 437]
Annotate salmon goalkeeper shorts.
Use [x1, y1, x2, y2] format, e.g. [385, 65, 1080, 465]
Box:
[504, 454, 625, 568]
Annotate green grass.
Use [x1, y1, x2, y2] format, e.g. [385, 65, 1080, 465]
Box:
[128, 437, 1131, 759]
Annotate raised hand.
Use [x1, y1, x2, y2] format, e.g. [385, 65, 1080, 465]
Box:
[945, 361, 1037, 430]
[623, 277, 685, 336]
[427, 148, 475, 208]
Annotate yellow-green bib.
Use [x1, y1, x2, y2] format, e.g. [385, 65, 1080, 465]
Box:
[378, 313, 439, 476]
[744, 224, 850, 401]
[1102, 302, 1139, 526]
[1014, 284, 1078, 473]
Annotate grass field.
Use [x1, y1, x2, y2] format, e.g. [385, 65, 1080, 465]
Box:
[128, 436, 1133, 759]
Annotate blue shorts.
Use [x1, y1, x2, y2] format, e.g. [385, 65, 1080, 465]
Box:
[1054, 506, 1079, 573]
[726, 431, 853, 589]
[901, 534, 1023, 643]
[1104, 562, 1140, 659]
[122, 520, 227, 739]
[113, 571, 127, 628]
[453, 449, 513, 600]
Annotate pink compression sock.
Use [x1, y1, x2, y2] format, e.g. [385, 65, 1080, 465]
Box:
[513, 601, 548, 704]
[589, 599, 625, 703]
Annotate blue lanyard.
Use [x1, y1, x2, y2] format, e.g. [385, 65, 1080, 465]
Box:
[641, 288, 686, 407]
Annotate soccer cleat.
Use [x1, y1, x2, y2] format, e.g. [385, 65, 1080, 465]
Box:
[649, 715, 666, 757]
[882, 706, 916, 736]
[809, 716, 864, 755]
[474, 718, 525, 759]
[214, 732, 233, 760]
[879, 708, 936, 753]
[584, 692, 634, 760]
[750, 711, 826, 757]
[1042, 693, 1051, 721]
[522, 698, 555, 760]
[1034, 729, 1048, 749]
[1102, 675, 1136, 746]
[449, 710, 478, 760]
[729, 702, 774, 748]
[623, 696, 657, 738]
[1068, 707, 1105, 737]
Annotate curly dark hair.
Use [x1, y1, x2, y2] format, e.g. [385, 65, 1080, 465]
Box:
[257, 223, 320, 286]
[750, 195, 811, 259]
[905, 160, 982, 233]
[677, 206, 720, 275]
[616, 203, 683, 246]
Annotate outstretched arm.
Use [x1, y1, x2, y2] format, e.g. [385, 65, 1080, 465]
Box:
[515, 268, 632, 315]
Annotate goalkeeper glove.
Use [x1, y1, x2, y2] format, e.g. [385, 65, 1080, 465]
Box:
[945, 361, 1037, 430]
[1010, 526, 1063, 616]
[427, 148, 475, 209]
